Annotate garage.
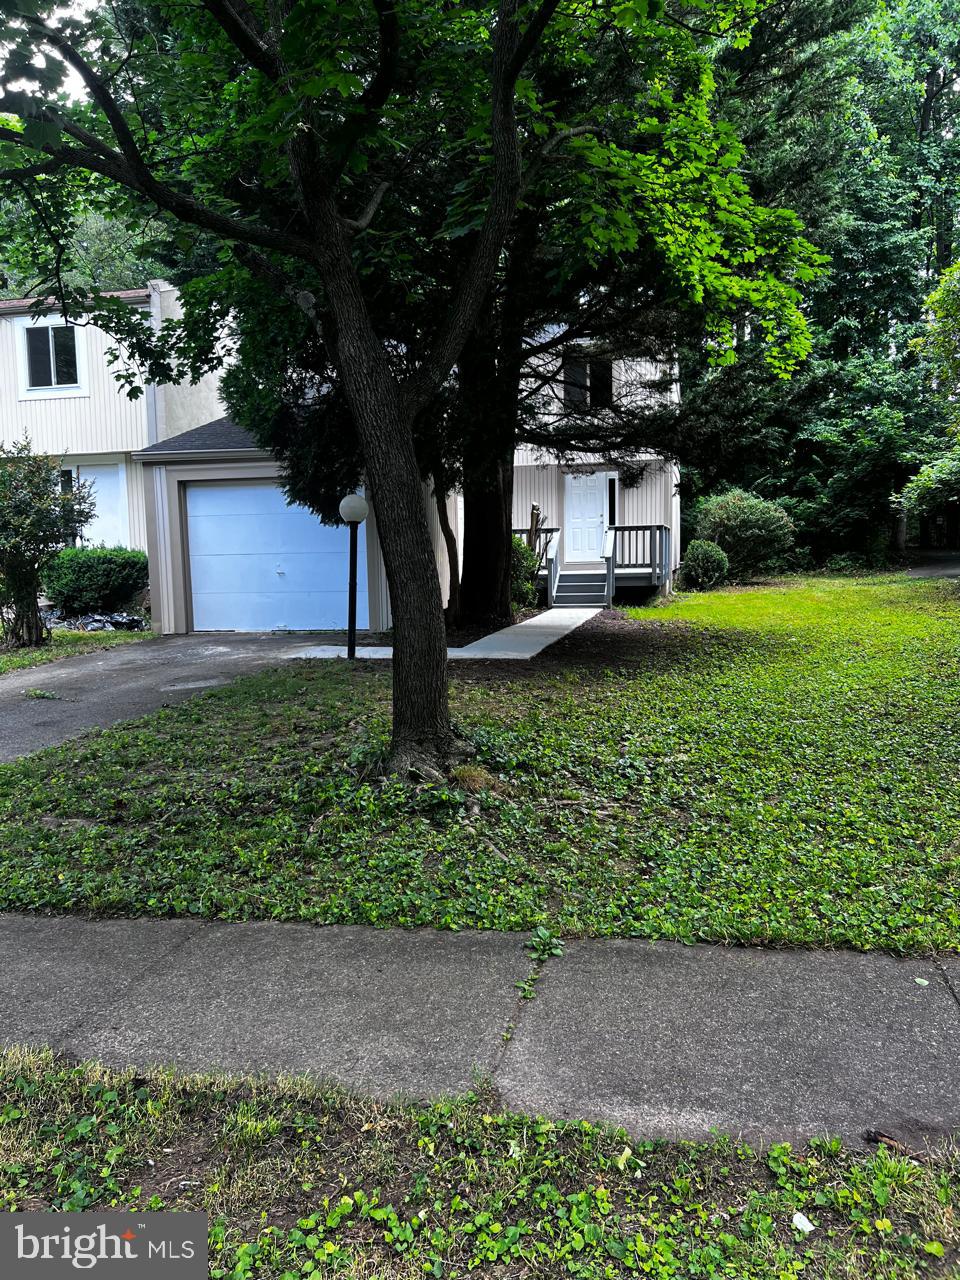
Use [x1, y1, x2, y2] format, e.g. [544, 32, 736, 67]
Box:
[185, 480, 368, 632]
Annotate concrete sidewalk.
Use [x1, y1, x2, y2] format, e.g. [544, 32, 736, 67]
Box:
[2, 912, 958, 1148]
[287, 607, 602, 662]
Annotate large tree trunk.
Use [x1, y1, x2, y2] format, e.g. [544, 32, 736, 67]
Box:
[460, 452, 515, 624]
[458, 321, 517, 626]
[312, 206, 458, 777]
[352, 390, 457, 776]
[2, 592, 47, 649]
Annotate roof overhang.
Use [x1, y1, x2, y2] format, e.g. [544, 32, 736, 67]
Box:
[133, 447, 269, 465]
[0, 289, 150, 318]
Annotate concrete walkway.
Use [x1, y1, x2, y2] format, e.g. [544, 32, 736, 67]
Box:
[287, 607, 602, 662]
[2, 912, 958, 1148]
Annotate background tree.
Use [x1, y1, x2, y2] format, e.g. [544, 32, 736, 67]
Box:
[0, 442, 93, 648]
[672, 0, 958, 561]
[0, 204, 169, 296]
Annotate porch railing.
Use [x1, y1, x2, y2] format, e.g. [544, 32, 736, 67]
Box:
[544, 530, 562, 607]
[513, 525, 560, 569]
[602, 524, 673, 604]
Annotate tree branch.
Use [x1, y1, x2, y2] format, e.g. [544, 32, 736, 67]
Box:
[23, 13, 155, 189]
[0, 122, 319, 260]
[324, 0, 401, 181]
[404, 0, 562, 415]
[199, 0, 280, 80]
[341, 180, 390, 233]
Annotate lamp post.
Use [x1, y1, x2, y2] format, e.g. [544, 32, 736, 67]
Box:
[338, 493, 369, 660]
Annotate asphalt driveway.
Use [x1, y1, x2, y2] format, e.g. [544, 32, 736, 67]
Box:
[0, 633, 329, 762]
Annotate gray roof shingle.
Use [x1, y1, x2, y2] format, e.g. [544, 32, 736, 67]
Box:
[137, 418, 261, 455]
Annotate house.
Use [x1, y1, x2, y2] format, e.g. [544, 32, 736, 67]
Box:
[134, 349, 679, 634]
[514, 351, 681, 606]
[1, 283, 679, 631]
[0, 281, 224, 548]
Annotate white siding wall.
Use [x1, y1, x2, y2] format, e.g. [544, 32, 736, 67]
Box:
[513, 455, 680, 568]
[514, 462, 562, 529]
[0, 312, 148, 455]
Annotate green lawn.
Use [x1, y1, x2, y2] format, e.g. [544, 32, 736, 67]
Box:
[0, 575, 959, 951]
[0, 1048, 954, 1278]
[0, 628, 146, 675]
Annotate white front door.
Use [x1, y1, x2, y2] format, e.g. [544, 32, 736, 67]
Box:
[564, 472, 606, 562]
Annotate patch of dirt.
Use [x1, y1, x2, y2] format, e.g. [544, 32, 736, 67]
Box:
[135, 1127, 222, 1205]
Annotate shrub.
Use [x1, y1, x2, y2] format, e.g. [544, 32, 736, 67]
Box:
[45, 546, 148, 616]
[695, 489, 795, 580]
[677, 539, 729, 591]
[511, 534, 541, 611]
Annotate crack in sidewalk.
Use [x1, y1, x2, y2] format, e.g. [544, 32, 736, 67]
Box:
[490, 950, 563, 1083]
[934, 959, 960, 1019]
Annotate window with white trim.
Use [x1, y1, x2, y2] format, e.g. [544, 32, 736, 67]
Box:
[25, 323, 79, 389]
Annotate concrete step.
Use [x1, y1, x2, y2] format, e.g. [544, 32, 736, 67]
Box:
[554, 594, 607, 606]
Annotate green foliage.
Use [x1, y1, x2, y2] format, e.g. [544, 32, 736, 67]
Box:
[677, 0, 958, 560]
[44, 547, 148, 616]
[526, 925, 564, 962]
[0, 209, 169, 299]
[0, 441, 93, 648]
[694, 490, 795, 579]
[0, 0, 824, 398]
[0, 1048, 956, 1275]
[677, 539, 729, 591]
[510, 534, 540, 612]
[916, 263, 960, 418]
[1, 577, 960, 952]
[901, 444, 960, 516]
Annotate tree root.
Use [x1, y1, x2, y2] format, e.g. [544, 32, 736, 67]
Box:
[385, 729, 476, 781]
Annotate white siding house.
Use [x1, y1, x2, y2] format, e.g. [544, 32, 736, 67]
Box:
[0, 281, 224, 550]
[134, 347, 680, 634]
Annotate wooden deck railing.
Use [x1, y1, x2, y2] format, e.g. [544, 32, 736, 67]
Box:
[544, 531, 562, 606]
[602, 524, 673, 603]
[513, 525, 560, 568]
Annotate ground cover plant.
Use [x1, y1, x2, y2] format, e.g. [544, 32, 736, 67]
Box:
[0, 628, 146, 676]
[0, 575, 959, 951]
[0, 1048, 955, 1278]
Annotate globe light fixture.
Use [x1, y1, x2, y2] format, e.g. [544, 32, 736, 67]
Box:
[338, 493, 369, 524]
[339, 493, 369, 659]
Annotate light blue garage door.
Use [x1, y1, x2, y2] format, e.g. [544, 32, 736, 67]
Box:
[186, 481, 368, 631]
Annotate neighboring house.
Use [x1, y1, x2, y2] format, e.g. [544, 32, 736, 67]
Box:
[134, 349, 680, 635]
[0, 281, 224, 549]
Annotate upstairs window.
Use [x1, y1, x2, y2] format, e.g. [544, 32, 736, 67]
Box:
[26, 324, 79, 389]
[589, 358, 614, 408]
[562, 354, 588, 406]
[562, 352, 614, 409]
